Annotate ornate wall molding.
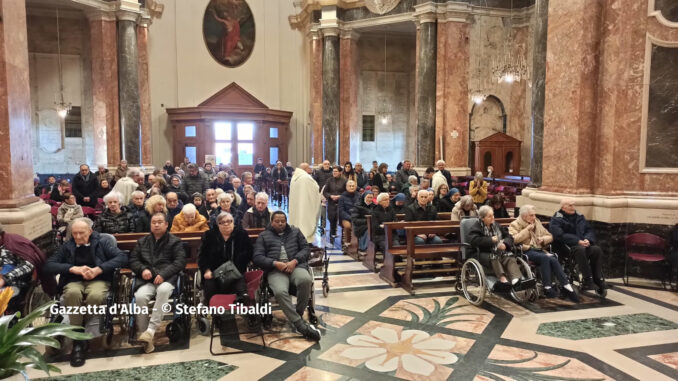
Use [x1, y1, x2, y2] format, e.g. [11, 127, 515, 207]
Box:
[648, 0, 678, 29]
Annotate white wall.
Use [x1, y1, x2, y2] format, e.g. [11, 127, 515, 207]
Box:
[148, 0, 310, 167]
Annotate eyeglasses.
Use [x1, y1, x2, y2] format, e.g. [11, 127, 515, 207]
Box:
[219, 220, 234, 225]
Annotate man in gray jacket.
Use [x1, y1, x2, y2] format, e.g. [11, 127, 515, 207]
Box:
[253, 211, 320, 341]
[182, 163, 209, 196]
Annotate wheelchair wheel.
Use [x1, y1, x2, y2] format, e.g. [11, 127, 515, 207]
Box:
[24, 285, 52, 327]
[511, 257, 539, 303]
[461, 258, 486, 306]
[197, 316, 210, 336]
[166, 320, 185, 343]
[322, 283, 329, 297]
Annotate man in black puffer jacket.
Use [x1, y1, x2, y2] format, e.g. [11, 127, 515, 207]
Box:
[130, 212, 186, 353]
[253, 211, 320, 341]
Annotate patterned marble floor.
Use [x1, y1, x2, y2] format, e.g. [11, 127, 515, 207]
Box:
[27, 243, 678, 380]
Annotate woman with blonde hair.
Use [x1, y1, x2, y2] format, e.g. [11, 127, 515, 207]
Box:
[451, 195, 479, 221]
[135, 195, 168, 232]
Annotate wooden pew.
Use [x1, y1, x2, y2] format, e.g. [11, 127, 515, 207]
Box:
[378, 218, 514, 287]
[401, 225, 462, 294]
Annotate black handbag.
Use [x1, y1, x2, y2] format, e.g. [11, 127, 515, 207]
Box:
[214, 242, 242, 284]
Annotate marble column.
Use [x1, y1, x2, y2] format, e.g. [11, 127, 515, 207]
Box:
[541, 0, 602, 194]
[528, 0, 548, 188]
[117, 11, 142, 165]
[339, 30, 359, 165]
[416, 16, 437, 167]
[0, 0, 51, 238]
[309, 30, 323, 165]
[321, 29, 340, 164]
[88, 11, 120, 167]
[435, 20, 469, 170]
[137, 18, 153, 167]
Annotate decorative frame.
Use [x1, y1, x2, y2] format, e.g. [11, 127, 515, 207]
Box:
[648, 0, 678, 28]
[202, 0, 256, 68]
[639, 33, 678, 173]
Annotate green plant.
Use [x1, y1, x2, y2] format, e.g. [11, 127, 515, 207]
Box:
[0, 301, 92, 379]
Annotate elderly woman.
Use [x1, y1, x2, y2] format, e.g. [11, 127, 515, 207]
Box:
[95, 191, 135, 234]
[451, 195, 479, 221]
[209, 193, 242, 229]
[338, 180, 359, 245]
[135, 195, 168, 232]
[351, 191, 375, 253]
[127, 190, 146, 220]
[242, 192, 271, 229]
[469, 171, 488, 208]
[171, 203, 209, 233]
[401, 175, 419, 194]
[50, 179, 70, 203]
[510, 205, 579, 302]
[56, 192, 84, 240]
[372, 193, 397, 253]
[199, 188, 219, 219]
[468, 205, 523, 289]
[434, 184, 453, 212]
[198, 212, 252, 304]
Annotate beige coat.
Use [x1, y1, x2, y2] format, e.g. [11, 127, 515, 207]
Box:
[509, 217, 553, 251]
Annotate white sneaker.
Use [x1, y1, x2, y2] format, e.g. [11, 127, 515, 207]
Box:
[137, 330, 155, 353]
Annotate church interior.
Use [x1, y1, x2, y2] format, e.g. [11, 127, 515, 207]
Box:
[0, 0, 677, 380]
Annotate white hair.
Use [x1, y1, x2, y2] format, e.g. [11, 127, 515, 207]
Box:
[377, 193, 390, 203]
[103, 191, 123, 204]
[417, 189, 429, 198]
[182, 203, 197, 216]
[127, 168, 141, 178]
[436, 160, 445, 166]
[408, 175, 418, 184]
[255, 192, 269, 202]
[519, 204, 537, 217]
[458, 195, 474, 209]
[131, 190, 145, 198]
[217, 192, 233, 203]
[478, 205, 494, 218]
[71, 217, 94, 230]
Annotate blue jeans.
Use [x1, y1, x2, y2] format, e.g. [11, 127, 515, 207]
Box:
[414, 235, 443, 245]
[525, 249, 568, 287]
[359, 231, 369, 251]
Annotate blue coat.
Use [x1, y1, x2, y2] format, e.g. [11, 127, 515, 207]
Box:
[338, 191, 359, 222]
[549, 210, 596, 247]
[44, 231, 128, 290]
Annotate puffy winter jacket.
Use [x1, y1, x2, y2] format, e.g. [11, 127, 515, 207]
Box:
[337, 191, 359, 222]
[129, 232, 186, 285]
[549, 210, 596, 246]
[253, 225, 309, 271]
[94, 206, 135, 234]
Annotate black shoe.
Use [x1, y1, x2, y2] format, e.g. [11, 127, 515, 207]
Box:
[563, 288, 580, 303]
[513, 278, 536, 291]
[494, 281, 512, 292]
[594, 279, 607, 292]
[296, 321, 321, 341]
[581, 278, 595, 291]
[544, 288, 558, 298]
[70, 340, 87, 367]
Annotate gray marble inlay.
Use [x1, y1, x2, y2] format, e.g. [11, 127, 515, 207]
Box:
[646, 43, 678, 168]
[528, 0, 548, 187]
[416, 21, 437, 167]
[322, 35, 340, 164]
[655, 0, 678, 22]
[118, 19, 142, 165]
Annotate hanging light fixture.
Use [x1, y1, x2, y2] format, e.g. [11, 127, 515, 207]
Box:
[54, 8, 71, 119]
[375, 28, 392, 125]
[470, 10, 488, 104]
[491, 0, 528, 84]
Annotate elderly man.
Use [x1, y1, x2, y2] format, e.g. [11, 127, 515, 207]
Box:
[395, 160, 418, 190]
[199, 188, 219, 219]
[163, 160, 175, 175]
[354, 162, 369, 190]
[95, 191, 135, 234]
[72, 164, 99, 207]
[550, 198, 606, 293]
[314, 160, 333, 189]
[166, 192, 184, 229]
[253, 211, 320, 341]
[203, 162, 217, 181]
[131, 212, 186, 353]
[95, 164, 112, 185]
[242, 192, 270, 229]
[510, 205, 579, 302]
[404, 190, 442, 244]
[44, 218, 127, 366]
[171, 203, 209, 233]
[436, 160, 452, 187]
[182, 164, 209, 196]
[211, 172, 234, 192]
[289, 163, 322, 243]
[231, 177, 242, 194]
[127, 191, 146, 220]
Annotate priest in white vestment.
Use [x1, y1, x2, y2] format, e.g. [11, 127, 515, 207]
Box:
[289, 163, 321, 243]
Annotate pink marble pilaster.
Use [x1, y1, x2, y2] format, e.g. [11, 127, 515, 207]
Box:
[541, 0, 602, 194]
[89, 15, 120, 167]
[137, 22, 153, 166]
[507, 26, 528, 139]
[310, 32, 323, 165]
[339, 32, 359, 165]
[0, 0, 38, 207]
[435, 21, 469, 168]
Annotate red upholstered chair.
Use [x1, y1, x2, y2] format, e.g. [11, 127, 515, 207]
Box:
[208, 270, 265, 355]
[624, 233, 669, 288]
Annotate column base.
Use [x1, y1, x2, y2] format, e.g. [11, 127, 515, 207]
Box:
[517, 187, 678, 225]
[0, 200, 52, 239]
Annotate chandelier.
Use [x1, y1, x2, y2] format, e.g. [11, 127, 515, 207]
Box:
[54, 8, 71, 119]
[375, 29, 391, 125]
[490, 0, 528, 83]
[365, 0, 400, 15]
[470, 14, 488, 104]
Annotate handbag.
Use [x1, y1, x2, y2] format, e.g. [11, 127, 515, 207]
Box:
[214, 242, 242, 284]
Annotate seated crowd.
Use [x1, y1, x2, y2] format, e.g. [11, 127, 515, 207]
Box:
[19, 157, 632, 368]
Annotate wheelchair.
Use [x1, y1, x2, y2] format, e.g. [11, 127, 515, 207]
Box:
[256, 265, 319, 330]
[552, 241, 607, 298]
[125, 271, 191, 345]
[457, 218, 538, 306]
